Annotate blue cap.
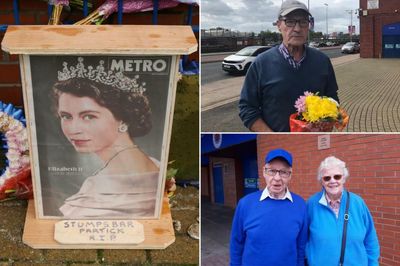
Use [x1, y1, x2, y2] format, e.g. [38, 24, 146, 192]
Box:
[265, 148, 293, 166]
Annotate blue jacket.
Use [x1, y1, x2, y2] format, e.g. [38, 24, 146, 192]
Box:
[230, 190, 307, 266]
[238, 45, 339, 131]
[306, 190, 380, 266]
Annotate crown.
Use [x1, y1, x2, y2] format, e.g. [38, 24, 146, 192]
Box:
[57, 57, 146, 94]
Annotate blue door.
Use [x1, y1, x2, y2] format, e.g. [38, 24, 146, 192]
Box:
[382, 23, 400, 58]
[242, 155, 259, 195]
[213, 165, 224, 204]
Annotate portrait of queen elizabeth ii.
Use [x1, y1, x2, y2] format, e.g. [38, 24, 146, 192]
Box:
[27, 55, 173, 219]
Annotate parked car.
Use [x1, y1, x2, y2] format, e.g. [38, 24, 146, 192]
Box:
[309, 41, 319, 49]
[222, 46, 271, 74]
[326, 41, 337, 47]
[341, 42, 360, 53]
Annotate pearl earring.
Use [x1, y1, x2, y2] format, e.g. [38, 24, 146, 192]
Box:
[118, 123, 128, 133]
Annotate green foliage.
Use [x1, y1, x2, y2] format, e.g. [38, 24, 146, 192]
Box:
[168, 75, 199, 181]
[258, 30, 281, 43]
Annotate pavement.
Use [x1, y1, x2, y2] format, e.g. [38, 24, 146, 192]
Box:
[201, 199, 234, 266]
[0, 186, 199, 265]
[201, 54, 400, 132]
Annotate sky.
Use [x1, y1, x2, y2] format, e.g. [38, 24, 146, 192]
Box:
[201, 0, 361, 35]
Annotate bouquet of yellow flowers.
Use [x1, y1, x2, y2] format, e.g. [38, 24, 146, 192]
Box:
[289, 91, 349, 132]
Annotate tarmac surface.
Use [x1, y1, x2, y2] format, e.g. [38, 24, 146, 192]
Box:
[0, 186, 199, 265]
[201, 54, 400, 132]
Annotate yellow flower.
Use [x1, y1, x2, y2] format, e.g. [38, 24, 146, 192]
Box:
[302, 95, 339, 122]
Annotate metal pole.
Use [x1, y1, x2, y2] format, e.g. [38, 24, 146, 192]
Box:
[117, 0, 123, 24]
[324, 3, 328, 40]
[307, 0, 310, 42]
[345, 10, 353, 42]
[350, 11, 353, 42]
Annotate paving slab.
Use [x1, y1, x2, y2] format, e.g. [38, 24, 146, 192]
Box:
[201, 200, 234, 266]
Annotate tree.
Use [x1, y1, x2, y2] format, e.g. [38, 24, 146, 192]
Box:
[258, 30, 281, 45]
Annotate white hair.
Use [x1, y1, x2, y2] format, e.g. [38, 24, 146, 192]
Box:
[317, 156, 349, 181]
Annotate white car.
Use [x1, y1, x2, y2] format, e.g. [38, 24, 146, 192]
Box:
[222, 46, 271, 74]
[341, 42, 360, 54]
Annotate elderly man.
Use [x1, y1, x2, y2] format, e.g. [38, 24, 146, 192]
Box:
[230, 148, 307, 266]
[239, 0, 339, 132]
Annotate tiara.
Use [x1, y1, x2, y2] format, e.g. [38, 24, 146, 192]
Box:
[57, 57, 146, 94]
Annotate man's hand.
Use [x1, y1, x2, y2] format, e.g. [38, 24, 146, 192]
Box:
[250, 119, 273, 132]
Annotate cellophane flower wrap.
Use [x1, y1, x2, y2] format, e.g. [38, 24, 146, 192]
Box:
[0, 102, 32, 201]
[290, 91, 349, 132]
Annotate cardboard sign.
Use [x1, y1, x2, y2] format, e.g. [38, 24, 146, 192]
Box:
[54, 220, 145, 244]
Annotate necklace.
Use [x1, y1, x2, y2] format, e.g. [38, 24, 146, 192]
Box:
[92, 145, 138, 176]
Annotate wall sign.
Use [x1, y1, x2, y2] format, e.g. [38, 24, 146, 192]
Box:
[318, 135, 331, 150]
[367, 0, 379, 9]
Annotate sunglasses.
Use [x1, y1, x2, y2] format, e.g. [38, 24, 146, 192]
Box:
[322, 175, 342, 182]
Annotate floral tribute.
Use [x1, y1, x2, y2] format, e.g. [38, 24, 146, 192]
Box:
[0, 102, 32, 201]
[289, 91, 349, 132]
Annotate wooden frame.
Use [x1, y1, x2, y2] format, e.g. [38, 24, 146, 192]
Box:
[1, 25, 197, 248]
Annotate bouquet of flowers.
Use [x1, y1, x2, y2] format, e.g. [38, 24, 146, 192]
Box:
[48, 0, 69, 25]
[290, 91, 349, 132]
[0, 102, 32, 201]
[74, 0, 181, 25]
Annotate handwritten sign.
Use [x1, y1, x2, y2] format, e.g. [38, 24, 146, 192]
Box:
[54, 220, 145, 244]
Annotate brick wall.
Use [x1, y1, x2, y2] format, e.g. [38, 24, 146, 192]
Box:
[0, 0, 199, 107]
[201, 166, 210, 198]
[359, 0, 400, 58]
[209, 157, 238, 208]
[257, 134, 400, 266]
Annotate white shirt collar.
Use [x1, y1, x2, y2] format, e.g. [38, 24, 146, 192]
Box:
[259, 187, 293, 202]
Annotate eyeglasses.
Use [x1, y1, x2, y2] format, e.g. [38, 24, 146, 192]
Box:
[264, 168, 292, 178]
[322, 175, 343, 182]
[281, 18, 310, 28]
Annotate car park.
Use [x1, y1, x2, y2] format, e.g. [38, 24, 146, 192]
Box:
[341, 42, 360, 53]
[222, 46, 271, 74]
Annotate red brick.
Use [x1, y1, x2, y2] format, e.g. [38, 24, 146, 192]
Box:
[0, 51, 19, 62]
[257, 134, 400, 265]
[17, 0, 48, 11]
[0, 1, 13, 10]
[0, 85, 23, 106]
[37, 13, 51, 25]
[0, 63, 20, 83]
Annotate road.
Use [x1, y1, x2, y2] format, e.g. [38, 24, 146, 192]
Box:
[201, 47, 344, 86]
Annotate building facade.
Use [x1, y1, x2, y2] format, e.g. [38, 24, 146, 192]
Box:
[201, 134, 258, 208]
[359, 0, 400, 58]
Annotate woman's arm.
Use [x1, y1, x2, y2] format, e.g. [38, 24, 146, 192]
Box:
[363, 201, 380, 266]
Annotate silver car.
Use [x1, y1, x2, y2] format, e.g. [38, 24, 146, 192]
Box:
[341, 42, 360, 54]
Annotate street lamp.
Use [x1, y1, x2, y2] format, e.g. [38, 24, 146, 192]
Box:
[307, 0, 310, 42]
[345, 10, 353, 42]
[324, 3, 328, 40]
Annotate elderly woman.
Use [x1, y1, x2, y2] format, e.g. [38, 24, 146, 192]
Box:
[306, 156, 380, 266]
